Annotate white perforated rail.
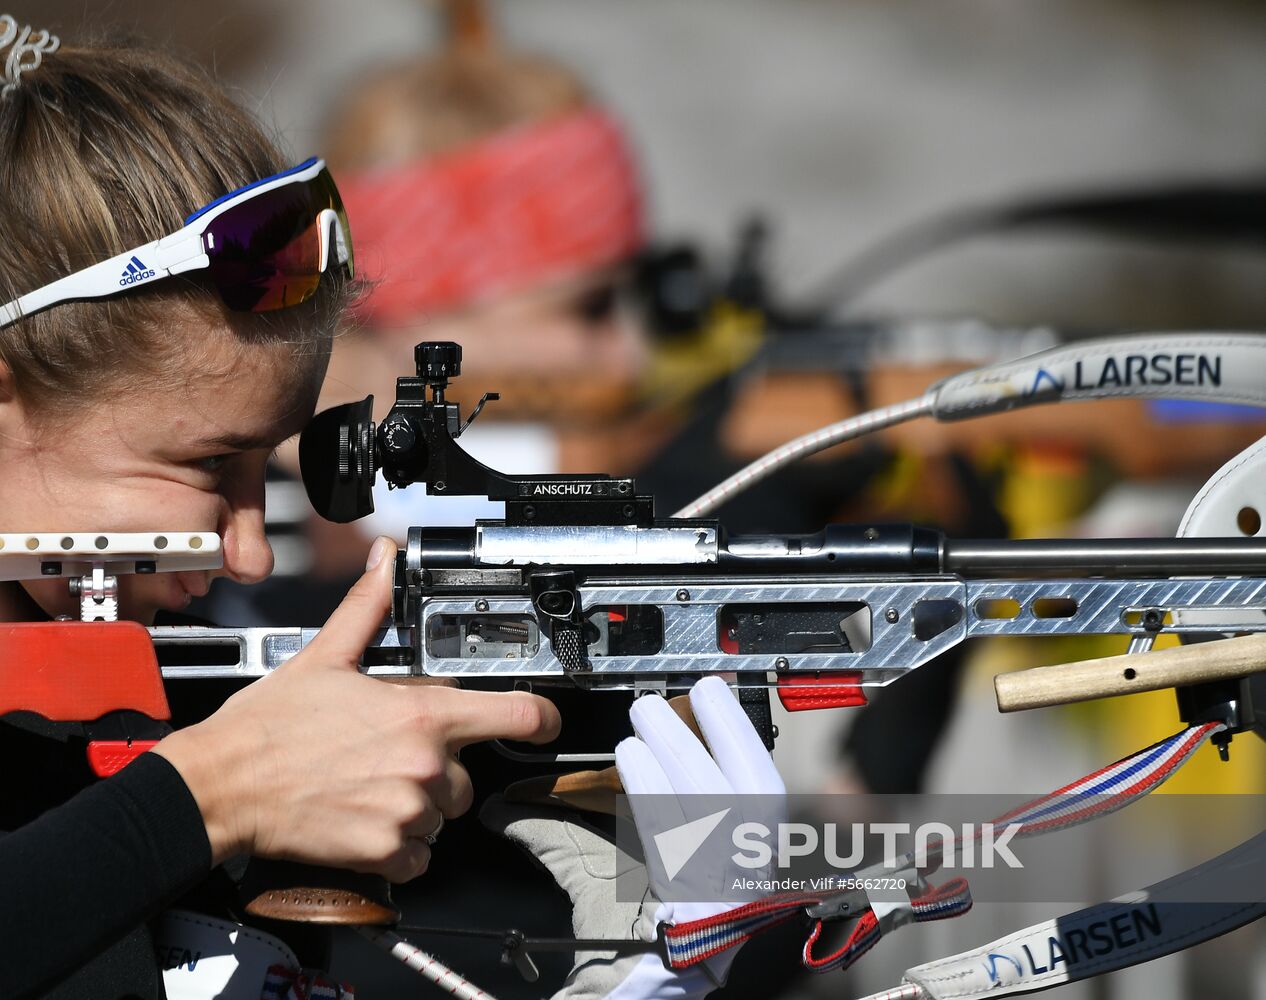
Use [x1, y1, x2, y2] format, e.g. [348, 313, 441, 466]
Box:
[0, 531, 223, 581]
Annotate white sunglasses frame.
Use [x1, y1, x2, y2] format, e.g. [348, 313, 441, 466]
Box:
[0, 157, 349, 328]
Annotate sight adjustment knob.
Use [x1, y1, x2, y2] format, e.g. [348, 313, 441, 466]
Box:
[415, 342, 462, 383]
[380, 416, 417, 455]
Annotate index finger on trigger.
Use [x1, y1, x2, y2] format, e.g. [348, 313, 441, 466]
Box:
[429, 688, 562, 749]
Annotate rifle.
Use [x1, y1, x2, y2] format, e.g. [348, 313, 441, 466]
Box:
[225, 338, 1266, 749]
[170, 334, 1266, 962]
[6, 334, 1266, 991]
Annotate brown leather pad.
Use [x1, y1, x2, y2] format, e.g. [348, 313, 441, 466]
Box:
[240, 859, 400, 925]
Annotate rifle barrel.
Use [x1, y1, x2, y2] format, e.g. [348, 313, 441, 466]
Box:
[945, 538, 1266, 576]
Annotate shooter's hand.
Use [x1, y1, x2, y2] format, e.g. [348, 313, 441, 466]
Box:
[482, 677, 786, 999]
[154, 537, 561, 881]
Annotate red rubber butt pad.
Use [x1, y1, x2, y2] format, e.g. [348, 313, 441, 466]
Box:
[0, 622, 170, 721]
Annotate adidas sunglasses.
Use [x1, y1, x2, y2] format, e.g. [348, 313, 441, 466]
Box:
[0, 157, 351, 327]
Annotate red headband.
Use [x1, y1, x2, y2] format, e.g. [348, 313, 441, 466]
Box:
[339, 108, 645, 323]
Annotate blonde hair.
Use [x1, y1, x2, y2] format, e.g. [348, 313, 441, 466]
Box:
[0, 33, 348, 410]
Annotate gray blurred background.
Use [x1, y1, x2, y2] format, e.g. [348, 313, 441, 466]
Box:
[20, 0, 1266, 329]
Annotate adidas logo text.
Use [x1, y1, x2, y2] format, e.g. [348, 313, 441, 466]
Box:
[119, 255, 156, 287]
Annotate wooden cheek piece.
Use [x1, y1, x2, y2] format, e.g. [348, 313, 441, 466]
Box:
[243, 690, 701, 926]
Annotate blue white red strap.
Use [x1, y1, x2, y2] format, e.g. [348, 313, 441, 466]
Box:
[908, 877, 974, 923]
[663, 877, 974, 971]
[260, 966, 354, 1000]
[663, 892, 822, 968]
[910, 722, 1226, 877]
[661, 724, 1223, 975]
[989, 722, 1224, 836]
[801, 878, 975, 973]
[804, 909, 882, 972]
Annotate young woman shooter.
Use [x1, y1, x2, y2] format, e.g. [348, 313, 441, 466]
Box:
[0, 23, 560, 998]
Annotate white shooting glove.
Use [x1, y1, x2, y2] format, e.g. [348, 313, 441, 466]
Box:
[481, 676, 786, 1000]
